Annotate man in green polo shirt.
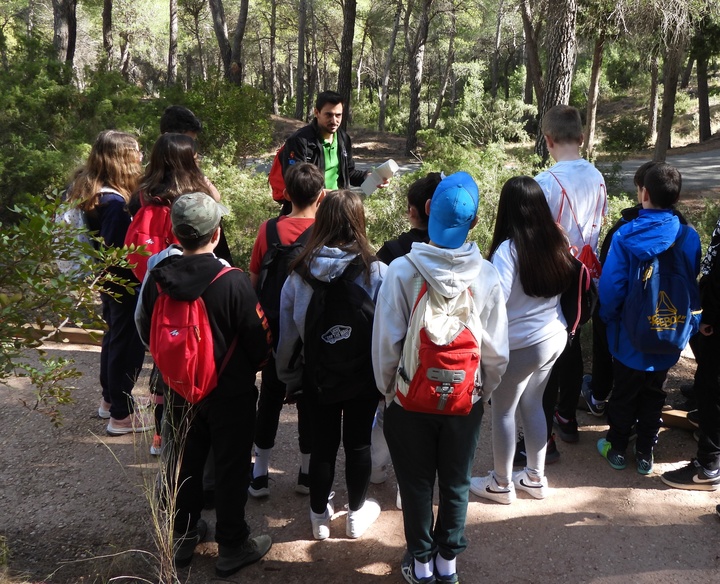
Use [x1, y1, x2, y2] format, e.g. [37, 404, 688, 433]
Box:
[282, 91, 368, 190]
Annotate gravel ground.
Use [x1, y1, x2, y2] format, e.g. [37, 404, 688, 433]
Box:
[1, 342, 719, 584]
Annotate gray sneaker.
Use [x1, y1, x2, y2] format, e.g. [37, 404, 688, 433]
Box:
[216, 534, 272, 577]
[173, 518, 207, 568]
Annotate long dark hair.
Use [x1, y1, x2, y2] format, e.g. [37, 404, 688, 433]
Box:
[489, 176, 574, 297]
[139, 133, 210, 205]
[291, 189, 376, 281]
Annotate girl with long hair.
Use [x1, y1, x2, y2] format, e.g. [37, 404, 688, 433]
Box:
[67, 130, 152, 436]
[471, 176, 574, 503]
[276, 190, 386, 541]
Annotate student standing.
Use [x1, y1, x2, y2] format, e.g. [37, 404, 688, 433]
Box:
[372, 172, 509, 584]
[135, 193, 272, 576]
[598, 163, 701, 474]
[534, 105, 607, 448]
[470, 176, 572, 504]
[67, 130, 151, 435]
[276, 190, 386, 540]
[248, 163, 324, 497]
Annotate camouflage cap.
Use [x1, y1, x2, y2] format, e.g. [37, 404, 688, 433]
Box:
[171, 192, 228, 239]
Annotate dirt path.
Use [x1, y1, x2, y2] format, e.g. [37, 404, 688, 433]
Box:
[2, 343, 719, 584]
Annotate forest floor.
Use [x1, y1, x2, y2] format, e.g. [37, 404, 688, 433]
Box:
[2, 118, 720, 584]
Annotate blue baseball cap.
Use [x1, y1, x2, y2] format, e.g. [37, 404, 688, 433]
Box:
[427, 172, 479, 248]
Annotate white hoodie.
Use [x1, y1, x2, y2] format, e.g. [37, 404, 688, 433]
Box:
[371, 241, 509, 405]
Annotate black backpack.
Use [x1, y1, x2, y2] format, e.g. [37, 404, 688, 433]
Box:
[299, 257, 377, 404]
[256, 217, 313, 346]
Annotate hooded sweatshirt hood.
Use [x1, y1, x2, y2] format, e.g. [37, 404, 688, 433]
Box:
[408, 241, 482, 298]
[149, 246, 230, 301]
[619, 209, 681, 261]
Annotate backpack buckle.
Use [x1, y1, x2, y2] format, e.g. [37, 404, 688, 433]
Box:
[427, 369, 465, 410]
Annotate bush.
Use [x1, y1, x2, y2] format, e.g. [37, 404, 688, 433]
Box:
[601, 115, 649, 153]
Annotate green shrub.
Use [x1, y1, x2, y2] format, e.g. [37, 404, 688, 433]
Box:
[601, 115, 649, 153]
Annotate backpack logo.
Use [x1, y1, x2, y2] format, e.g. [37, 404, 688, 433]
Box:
[170, 329, 179, 337]
[396, 270, 482, 416]
[321, 325, 352, 344]
[649, 290, 686, 330]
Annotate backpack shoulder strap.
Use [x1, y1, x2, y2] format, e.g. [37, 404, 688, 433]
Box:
[265, 217, 280, 247]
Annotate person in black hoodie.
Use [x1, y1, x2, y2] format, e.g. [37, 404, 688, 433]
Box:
[281, 91, 368, 190]
[135, 192, 272, 577]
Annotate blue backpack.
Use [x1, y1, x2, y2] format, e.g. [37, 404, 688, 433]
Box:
[621, 226, 701, 354]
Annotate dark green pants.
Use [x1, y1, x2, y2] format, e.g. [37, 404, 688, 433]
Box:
[384, 400, 484, 562]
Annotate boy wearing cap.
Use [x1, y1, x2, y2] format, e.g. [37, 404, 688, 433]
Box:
[372, 172, 509, 584]
[135, 192, 273, 577]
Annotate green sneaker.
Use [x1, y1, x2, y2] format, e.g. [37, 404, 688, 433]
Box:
[635, 449, 654, 475]
[597, 438, 626, 470]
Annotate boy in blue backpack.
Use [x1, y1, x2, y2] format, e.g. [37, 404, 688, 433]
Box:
[597, 163, 701, 474]
[372, 172, 509, 584]
[135, 193, 273, 576]
[248, 163, 325, 497]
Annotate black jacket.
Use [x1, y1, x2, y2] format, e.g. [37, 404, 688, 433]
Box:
[281, 119, 366, 188]
[137, 251, 271, 393]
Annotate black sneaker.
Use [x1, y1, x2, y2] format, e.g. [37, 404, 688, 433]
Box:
[513, 434, 560, 467]
[248, 473, 270, 498]
[553, 411, 579, 443]
[661, 459, 720, 491]
[716, 504, 720, 519]
[216, 534, 272, 577]
[173, 518, 208, 568]
[686, 409, 700, 428]
[581, 375, 606, 417]
[295, 468, 310, 495]
[401, 551, 436, 584]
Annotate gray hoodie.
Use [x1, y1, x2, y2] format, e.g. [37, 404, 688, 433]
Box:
[276, 246, 387, 389]
[371, 241, 509, 405]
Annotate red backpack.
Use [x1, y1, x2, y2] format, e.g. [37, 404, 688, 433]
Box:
[149, 267, 238, 403]
[268, 145, 286, 202]
[395, 260, 482, 415]
[124, 203, 178, 282]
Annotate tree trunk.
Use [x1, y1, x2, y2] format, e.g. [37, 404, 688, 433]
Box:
[337, 0, 357, 129]
[229, 0, 249, 84]
[193, 11, 207, 81]
[119, 32, 131, 81]
[208, 0, 231, 78]
[534, 0, 577, 160]
[307, 3, 319, 120]
[697, 52, 711, 142]
[648, 54, 659, 144]
[52, 0, 77, 67]
[378, 0, 402, 132]
[167, 0, 178, 86]
[356, 19, 368, 102]
[680, 53, 694, 89]
[491, 0, 504, 99]
[654, 43, 685, 162]
[583, 28, 605, 159]
[269, 0, 279, 114]
[430, 8, 455, 129]
[102, 0, 113, 69]
[520, 0, 543, 107]
[405, 0, 434, 156]
[294, 0, 306, 120]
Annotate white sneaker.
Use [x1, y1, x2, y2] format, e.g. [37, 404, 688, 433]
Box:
[396, 486, 402, 510]
[370, 465, 388, 484]
[346, 498, 381, 539]
[512, 469, 548, 499]
[470, 472, 516, 505]
[98, 399, 111, 419]
[310, 493, 335, 540]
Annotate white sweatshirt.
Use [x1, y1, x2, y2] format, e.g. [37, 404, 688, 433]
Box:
[491, 239, 567, 351]
[371, 241, 509, 405]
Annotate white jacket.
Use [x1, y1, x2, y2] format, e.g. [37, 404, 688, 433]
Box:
[371, 241, 509, 405]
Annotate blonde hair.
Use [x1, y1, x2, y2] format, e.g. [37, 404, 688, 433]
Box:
[541, 105, 583, 144]
[68, 130, 141, 211]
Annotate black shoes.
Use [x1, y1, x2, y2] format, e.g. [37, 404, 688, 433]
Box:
[216, 534, 273, 577]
